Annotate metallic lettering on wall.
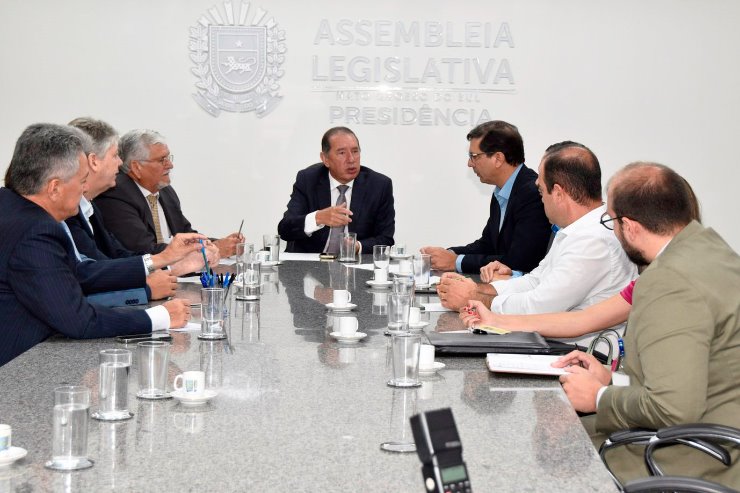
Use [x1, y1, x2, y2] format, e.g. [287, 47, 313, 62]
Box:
[311, 19, 516, 127]
[190, 2, 286, 118]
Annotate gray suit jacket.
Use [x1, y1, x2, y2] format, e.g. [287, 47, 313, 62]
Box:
[589, 221, 740, 486]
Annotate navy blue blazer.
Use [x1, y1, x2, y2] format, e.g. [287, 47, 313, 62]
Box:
[450, 165, 551, 274]
[95, 173, 196, 254]
[66, 201, 140, 260]
[0, 188, 151, 367]
[278, 164, 395, 253]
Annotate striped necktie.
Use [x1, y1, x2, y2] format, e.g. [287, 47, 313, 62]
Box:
[325, 185, 349, 254]
[146, 194, 164, 243]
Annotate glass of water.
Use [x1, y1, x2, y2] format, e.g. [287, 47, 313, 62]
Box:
[387, 333, 422, 388]
[92, 349, 133, 421]
[45, 385, 93, 470]
[373, 245, 390, 270]
[386, 292, 411, 335]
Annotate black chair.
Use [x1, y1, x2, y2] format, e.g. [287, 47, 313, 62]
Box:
[599, 423, 740, 492]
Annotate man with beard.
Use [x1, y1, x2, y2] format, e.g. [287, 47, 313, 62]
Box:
[555, 162, 740, 487]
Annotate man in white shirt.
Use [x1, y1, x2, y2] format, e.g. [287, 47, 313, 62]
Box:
[277, 127, 395, 254]
[437, 141, 636, 345]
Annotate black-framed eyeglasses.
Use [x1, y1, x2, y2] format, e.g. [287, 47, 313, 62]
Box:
[468, 151, 491, 162]
[140, 154, 174, 165]
[600, 212, 623, 230]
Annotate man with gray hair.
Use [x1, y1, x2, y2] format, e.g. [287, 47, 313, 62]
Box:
[95, 129, 243, 257]
[0, 123, 192, 367]
[65, 118, 219, 297]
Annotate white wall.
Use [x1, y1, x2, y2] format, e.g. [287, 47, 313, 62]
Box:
[1, 0, 738, 252]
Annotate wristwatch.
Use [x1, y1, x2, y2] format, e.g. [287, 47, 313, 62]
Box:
[143, 254, 156, 274]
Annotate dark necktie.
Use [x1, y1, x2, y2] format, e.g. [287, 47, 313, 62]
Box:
[325, 185, 349, 254]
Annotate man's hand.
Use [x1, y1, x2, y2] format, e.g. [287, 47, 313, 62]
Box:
[213, 232, 244, 258]
[162, 299, 191, 328]
[152, 233, 207, 268]
[480, 261, 513, 283]
[170, 242, 221, 277]
[436, 273, 479, 310]
[420, 246, 457, 272]
[146, 269, 177, 300]
[316, 203, 352, 227]
[555, 350, 612, 413]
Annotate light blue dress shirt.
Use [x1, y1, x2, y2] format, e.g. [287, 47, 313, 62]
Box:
[455, 164, 524, 273]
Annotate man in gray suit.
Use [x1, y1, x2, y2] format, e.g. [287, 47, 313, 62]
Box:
[555, 162, 740, 487]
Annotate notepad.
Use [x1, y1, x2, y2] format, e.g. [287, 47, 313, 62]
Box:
[486, 353, 567, 376]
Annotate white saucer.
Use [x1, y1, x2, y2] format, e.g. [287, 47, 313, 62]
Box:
[325, 302, 357, 312]
[330, 331, 367, 343]
[171, 389, 217, 407]
[260, 260, 282, 267]
[0, 447, 27, 467]
[408, 321, 429, 330]
[366, 280, 393, 288]
[418, 362, 446, 376]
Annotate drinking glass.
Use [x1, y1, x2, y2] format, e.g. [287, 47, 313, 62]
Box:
[387, 293, 411, 335]
[136, 341, 171, 399]
[387, 333, 422, 388]
[45, 386, 93, 470]
[373, 245, 390, 269]
[339, 232, 357, 263]
[200, 287, 227, 340]
[413, 254, 431, 288]
[92, 349, 133, 421]
[262, 234, 280, 262]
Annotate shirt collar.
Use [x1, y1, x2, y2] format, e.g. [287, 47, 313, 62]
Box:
[328, 174, 354, 190]
[135, 180, 157, 199]
[558, 204, 606, 237]
[493, 163, 523, 200]
[79, 196, 94, 220]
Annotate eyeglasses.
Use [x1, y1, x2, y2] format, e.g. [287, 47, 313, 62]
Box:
[599, 212, 623, 230]
[468, 151, 491, 162]
[140, 154, 174, 166]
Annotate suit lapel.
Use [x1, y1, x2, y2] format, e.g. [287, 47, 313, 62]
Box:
[348, 169, 367, 233]
[316, 169, 331, 244]
[121, 174, 158, 237]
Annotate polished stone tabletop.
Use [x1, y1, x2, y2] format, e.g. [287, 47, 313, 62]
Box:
[0, 259, 616, 492]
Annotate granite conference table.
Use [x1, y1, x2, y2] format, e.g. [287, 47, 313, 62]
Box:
[0, 259, 616, 492]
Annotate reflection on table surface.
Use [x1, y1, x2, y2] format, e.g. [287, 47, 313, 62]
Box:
[0, 259, 616, 492]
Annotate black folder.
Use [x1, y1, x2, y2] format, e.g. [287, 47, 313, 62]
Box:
[426, 331, 577, 356]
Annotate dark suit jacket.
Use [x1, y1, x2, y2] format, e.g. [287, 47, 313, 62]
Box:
[66, 202, 139, 260]
[450, 165, 550, 273]
[277, 164, 395, 253]
[0, 188, 151, 367]
[94, 173, 196, 254]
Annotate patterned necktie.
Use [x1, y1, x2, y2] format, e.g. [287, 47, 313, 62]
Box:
[146, 194, 164, 243]
[325, 185, 349, 254]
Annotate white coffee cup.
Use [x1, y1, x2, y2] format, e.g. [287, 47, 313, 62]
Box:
[409, 306, 421, 324]
[0, 424, 11, 452]
[335, 316, 359, 336]
[333, 289, 352, 307]
[374, 268, 388, 282]
[255, 250, 269, 263]
[173, 370, 206, 396]
[419, 344, 435, 369]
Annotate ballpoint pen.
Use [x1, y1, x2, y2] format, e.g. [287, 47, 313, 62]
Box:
[199, 239, 211, 276]
[237, 219, 244, 239]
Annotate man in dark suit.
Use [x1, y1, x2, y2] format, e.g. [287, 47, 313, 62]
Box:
[94, 129, 243, 257]
[65, 118, 219, 294]
[278, 127, 395, 253]
[421, 121, 551, 274]
[0, 123, 192, 367]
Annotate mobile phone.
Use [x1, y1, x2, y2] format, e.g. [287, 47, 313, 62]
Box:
[319, 253, 337, 260]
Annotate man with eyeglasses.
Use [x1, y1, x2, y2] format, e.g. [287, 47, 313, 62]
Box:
[554, 163, 740, 486]
[437, 141, 636, 347]
[278, 126, 395, 254]
[421, 120, 551, 274]
[95, 129, 243, 257]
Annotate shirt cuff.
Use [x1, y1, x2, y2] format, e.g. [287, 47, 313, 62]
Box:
[304, 211, 324, 236]
[595, 385, 608, 407]
[145, 305, 170, 331]
[454, 253, 464, 273]
[511, 270, 523, 278]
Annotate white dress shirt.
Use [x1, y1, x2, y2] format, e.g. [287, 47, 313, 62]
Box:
[491, 205, 637, 346]
[303, 175, 357, 252]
